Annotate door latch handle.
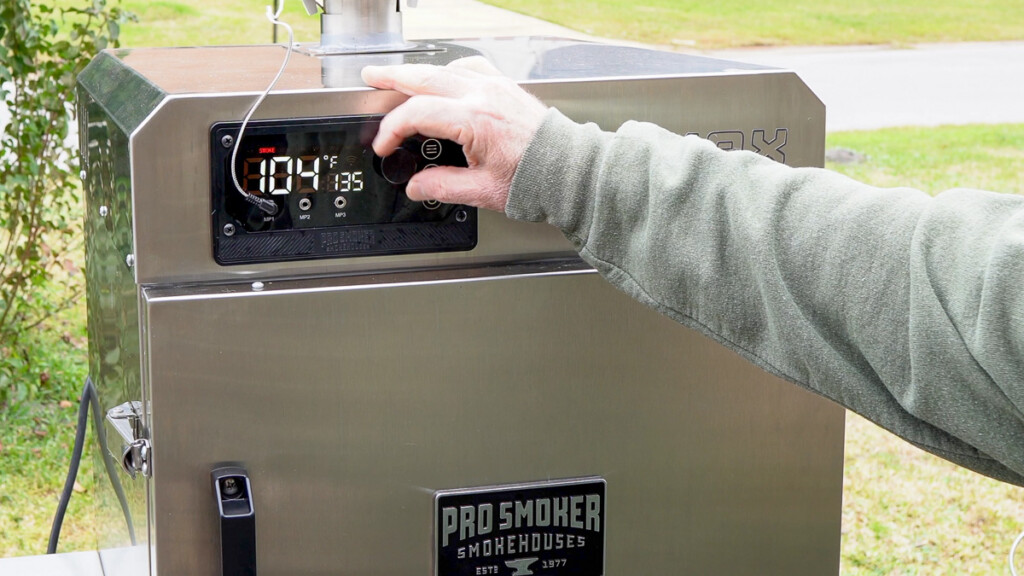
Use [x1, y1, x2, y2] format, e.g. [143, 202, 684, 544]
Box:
[212, 467, 257, 576]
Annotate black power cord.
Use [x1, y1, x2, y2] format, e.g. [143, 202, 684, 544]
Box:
[47, 376, 137, 554]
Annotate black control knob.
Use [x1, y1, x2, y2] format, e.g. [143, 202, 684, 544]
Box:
[380, 147, 418, 185]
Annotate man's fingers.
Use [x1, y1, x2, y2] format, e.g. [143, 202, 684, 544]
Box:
[372, 95, 473, 156]
[363, 60, 530, 213]
[362, 64, 476, 98]
[406, 166, 467, 204]
[407, 166, 505, 212]
[446, 56, 503, 77]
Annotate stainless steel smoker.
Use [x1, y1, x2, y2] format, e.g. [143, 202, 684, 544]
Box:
[78, 2, 844, 575]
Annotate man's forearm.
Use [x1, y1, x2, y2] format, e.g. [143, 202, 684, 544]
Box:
[509, 109, 1024, 485]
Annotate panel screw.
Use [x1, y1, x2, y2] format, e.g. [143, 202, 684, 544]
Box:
[221, 135, 235, 148]
[222, 477, 240, 497]
[252, 281, 265, 291]
[455, 209, 468, 223]
[125, 254, 135, 268]
[99, 205, 109, 218]
[223, 223, 236, 237]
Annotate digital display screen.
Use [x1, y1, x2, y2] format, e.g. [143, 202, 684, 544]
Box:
[241, 150, 365, 195]
[226, 121, 398, 231]
[220, 117, 457, 231]
[210, 115, 476, 265]
[236, 131, 371, 197]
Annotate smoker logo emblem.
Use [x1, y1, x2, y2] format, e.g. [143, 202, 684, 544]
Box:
[505, 557, 538, 576]
[687, 128, 789, 163]
[434, 478, 606, 576]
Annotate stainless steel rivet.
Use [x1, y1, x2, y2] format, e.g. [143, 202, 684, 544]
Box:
[221, 135, 235, 148]
[99, 206, 109, 218]
[125, 254, 135, 268]
[252, 281, 265, 291]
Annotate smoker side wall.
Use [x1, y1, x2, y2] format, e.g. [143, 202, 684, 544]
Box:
[79, 88, 151, 567]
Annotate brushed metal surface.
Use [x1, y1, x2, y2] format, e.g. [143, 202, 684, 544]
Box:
[143, 268, 844, 576]
[102, 39, 771, 95]
[320, 0, 406, 51]
[0, 551, 104, 576]
[97, 546, 152, 576]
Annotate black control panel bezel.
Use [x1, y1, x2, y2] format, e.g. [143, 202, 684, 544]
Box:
[210, 115, 477, 266]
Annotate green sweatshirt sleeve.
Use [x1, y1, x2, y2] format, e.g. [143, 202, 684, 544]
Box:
[507, 109, 1024, 485]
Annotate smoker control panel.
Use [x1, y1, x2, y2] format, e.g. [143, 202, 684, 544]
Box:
[210, 115, 476, 265]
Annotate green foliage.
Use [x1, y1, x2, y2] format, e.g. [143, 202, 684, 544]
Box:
[0, 0, 131, 406]
[114, 0, 317, 47]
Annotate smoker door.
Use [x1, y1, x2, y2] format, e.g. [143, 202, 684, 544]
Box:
[142, 264, 843, 576]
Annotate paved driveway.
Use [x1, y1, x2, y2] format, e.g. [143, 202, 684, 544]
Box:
[709, 42, 1024, 131]
[409, 0, 1024, 132]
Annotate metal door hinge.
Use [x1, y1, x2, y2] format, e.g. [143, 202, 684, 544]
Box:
[107, 401, 152, 478]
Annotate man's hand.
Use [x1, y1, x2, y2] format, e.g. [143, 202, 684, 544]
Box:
[361, 57, 548, 212]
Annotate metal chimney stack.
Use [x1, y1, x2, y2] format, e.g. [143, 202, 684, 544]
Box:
[306, 0, 414, 53]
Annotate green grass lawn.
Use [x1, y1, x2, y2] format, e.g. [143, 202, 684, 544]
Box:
[482, 0, 1024, 49]
[0, 301, 95, 557]
[114, 0, 320, 47]
[841, 413, 1024, 575]
[97, 0, 1024, 49]
[827, 124, 1024, 194]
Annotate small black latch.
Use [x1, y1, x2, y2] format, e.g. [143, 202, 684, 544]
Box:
[212, 467, 257, 576]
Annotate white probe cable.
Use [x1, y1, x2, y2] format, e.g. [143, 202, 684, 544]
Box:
[229, 3, 296, 215]
[1011, 527, 1024, 576]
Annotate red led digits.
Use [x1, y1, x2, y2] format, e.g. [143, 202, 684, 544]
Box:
[236, 132, 368, 197]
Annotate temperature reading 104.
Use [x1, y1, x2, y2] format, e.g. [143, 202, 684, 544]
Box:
[241, 153, 364, 195]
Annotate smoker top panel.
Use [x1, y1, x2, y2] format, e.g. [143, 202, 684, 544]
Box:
[115, 45, 324, 94]
[108, 37, 772, 95]
[79, 38, 820, 286]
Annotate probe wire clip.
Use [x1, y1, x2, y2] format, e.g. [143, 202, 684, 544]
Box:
[228, 1, 296, 217]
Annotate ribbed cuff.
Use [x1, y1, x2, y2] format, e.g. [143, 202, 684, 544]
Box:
[506, 109, 613, 244]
